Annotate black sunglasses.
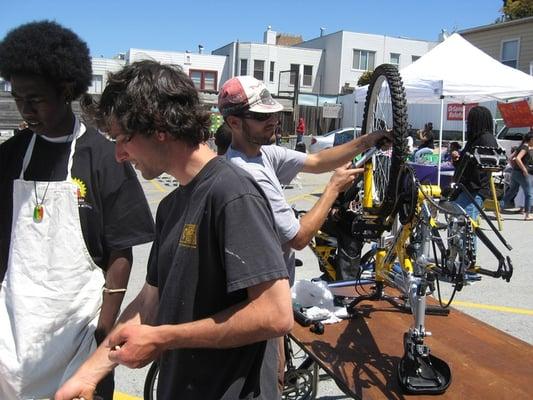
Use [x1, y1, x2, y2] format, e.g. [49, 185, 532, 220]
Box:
[238, 111, 277, 122]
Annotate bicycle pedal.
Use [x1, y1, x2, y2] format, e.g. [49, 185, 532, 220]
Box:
[465, 272, 482, 282]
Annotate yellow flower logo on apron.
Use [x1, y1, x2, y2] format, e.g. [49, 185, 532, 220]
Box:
[71, 177, 87, 202]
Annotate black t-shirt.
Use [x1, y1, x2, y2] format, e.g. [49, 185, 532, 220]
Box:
[514, 144, 533, 174]
[454, 131, 498, 199]
[147, 157, 287, 400]
[0, 126, 155, 281]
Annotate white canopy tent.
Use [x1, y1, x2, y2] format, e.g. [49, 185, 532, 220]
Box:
[354, 33, 533, 185]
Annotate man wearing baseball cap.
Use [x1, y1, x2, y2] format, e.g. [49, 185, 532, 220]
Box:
[220, 76, 387, 285]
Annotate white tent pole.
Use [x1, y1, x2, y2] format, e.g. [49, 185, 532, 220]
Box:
[437, 96, 445, 187]
[353, 99, 358, 134]
[462, 102, 466, 144]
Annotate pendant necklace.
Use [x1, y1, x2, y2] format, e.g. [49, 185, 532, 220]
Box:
[33, 180, 51, 223]
[31, 128, 76, 223]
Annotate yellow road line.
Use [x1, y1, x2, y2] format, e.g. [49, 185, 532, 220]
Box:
[286, 187, 324, 204]
[449, 300, 533, 316]
[148, 179, 168, 193]
[286, 193, 320, 203]
[114, 392, 142, 400]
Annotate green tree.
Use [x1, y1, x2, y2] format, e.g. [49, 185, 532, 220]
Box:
[502, 0, 533, 20]
[357, 71, 373, 86]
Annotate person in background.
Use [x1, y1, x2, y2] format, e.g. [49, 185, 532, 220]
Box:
[413, 123, 435, 162]
[214, 122, 232, 155]
[55, 61, 292, 400]
[443, 141, 461, 163]
[296, 117, 305, 144]
[275, 120, 282, 146]
[417, 122, 434, 149]
[501, 131, 533, 220]
[406, 131, 415, 154]
[452, 106, 498, 221]
[0, 21, 154, 399]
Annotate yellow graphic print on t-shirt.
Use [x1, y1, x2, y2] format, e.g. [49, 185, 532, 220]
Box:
[179, 224, 197, 248]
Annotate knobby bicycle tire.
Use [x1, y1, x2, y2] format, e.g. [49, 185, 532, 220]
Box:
[361, 64, 408, 220]
[143, 361, 159, 400]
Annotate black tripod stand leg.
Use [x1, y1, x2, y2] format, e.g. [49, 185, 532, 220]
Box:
[457, 183, 512, 250]
[346, 281, 384, 314]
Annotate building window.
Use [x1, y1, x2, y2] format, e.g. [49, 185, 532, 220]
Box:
[303, 65, 313, 86]
[290, 64, 299, 85]
[189, 70, 218, 91]
[240, 59, 248, 76]
[412, 55, 420, 62]
[269, 61, 275, 82]
[390, 53, 400, 66]
[88, 75, 103, 94]
[501, 39, 519, 68]
[353, 49, 376, 70]
[253, 60, 265, 81]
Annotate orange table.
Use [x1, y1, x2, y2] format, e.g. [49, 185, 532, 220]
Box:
[289, 289, 533, 399]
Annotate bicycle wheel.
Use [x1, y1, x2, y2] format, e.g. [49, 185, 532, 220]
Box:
[143, 361, 159, 400]
[361, 64, 408, 220]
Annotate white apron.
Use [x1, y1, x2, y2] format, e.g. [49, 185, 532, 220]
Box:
[0, 120, 105, 399]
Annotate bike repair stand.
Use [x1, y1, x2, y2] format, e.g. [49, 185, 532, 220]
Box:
[398, 330, 452, 394]
[397, 273, 451, 394]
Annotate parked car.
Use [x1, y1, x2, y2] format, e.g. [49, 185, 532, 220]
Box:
[496, 126, 532, 155]
[308, 127, 360, 154]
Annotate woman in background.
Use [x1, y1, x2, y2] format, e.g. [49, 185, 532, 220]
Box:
[502, 131, 533, 220]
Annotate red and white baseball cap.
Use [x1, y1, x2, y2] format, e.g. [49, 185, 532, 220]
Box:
[218, 76, 283, 117]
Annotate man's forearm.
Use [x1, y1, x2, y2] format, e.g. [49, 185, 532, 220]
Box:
[96, 248, 133, 343]
[303, 133, 377, 173]
[155, 279, 293, 351]
[288, 183, 339, 250]
[72, 283, 158, 384]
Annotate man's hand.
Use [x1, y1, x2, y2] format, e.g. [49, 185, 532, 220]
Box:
[108, 324, 163, 368]
[54, 374, 97, 400]
[327, 163, 364, 194]
[364, 129, 393, 149]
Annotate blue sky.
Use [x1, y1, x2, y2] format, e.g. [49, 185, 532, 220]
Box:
[2, 0, 505, 58]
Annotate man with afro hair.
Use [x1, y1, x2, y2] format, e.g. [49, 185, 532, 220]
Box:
[0, 21, 154, 399]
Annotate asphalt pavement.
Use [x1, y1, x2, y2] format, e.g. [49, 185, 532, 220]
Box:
[113, 169, 533, 399]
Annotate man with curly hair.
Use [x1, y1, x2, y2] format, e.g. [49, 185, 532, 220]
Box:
[0, 21, 155, 399]
[55, 60, 292, 400]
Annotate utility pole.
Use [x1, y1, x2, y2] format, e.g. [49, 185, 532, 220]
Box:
[293, 70, 300, 135]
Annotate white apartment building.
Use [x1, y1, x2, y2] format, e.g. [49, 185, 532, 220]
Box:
[296, 30, 437, 95]
[213, 27, 436, 97]
[127, 48, 229, 92]
[89, 57, 126, 94]
[212, 28, 323, 96]
[87, 48, 228, 96]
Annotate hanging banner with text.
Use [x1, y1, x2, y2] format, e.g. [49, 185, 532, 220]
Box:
[447, 103, 478, 121]
[497, 100, 533, 128]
